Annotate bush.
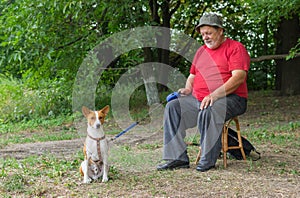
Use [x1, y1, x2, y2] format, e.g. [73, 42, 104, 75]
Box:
[0, 74, 72, 123]
[0, 74, 32, 122]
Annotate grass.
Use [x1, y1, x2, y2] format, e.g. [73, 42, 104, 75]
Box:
[0, 154, 81, 195]
[0, 90, 300, 197]
[242, 121, 300, 149]
[0, 114, 80, 148]
[0, 112, 78, 134]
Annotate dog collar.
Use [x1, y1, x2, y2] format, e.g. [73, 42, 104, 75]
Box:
[87, 134, 106, 141]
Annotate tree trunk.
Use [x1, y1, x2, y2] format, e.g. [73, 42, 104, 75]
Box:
[275, 15, 300, 95]
[142, 48, 160, 105]
[143, 0, 172, 104]
[157, 0, 171, 89]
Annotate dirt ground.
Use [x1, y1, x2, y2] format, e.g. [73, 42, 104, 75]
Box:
[0, 91, 300, 197]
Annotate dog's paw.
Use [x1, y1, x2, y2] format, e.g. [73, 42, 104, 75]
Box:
[102, 177, 109, 183]
[83, 177, 92, 184]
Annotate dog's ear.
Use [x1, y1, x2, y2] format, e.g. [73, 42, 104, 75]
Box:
[100, 105, 110, 115]
[82, 106, 91, 117]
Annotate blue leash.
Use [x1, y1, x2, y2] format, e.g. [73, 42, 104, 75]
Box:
[111, 92, 179, 141]
[111, 122, 139, 141]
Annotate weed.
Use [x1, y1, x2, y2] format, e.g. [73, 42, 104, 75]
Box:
[246, 121, 300, 145]
[137, 143, 161, 150]
[290, 169, 298, 175]
[185, 134, 200, 145]
[122, 145, 132, 151]
[109, 165, 121, 180]
[0, 153, 83, 196]
[246, 159, 254, 172]
[3, 174, 26, 192]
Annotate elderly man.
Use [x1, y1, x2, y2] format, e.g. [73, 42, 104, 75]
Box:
[157, 13, 250, 172]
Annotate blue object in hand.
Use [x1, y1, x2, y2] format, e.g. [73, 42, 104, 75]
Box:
[166, 92, 179, 102]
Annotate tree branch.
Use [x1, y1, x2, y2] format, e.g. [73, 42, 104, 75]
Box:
[251, 53, 300, 62]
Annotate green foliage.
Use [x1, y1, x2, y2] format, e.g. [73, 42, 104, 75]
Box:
[248, 0, 300, 23]
[246, 0, 300, 58]
[0, 0, 112, 120]
[0, 74, 72, 123]
[0, 0, 108, 80]
[0, 74, 34, 122]
[0, 0, 299, 120]
[287, 38, 300, 60]
[247, 61, 276, 90]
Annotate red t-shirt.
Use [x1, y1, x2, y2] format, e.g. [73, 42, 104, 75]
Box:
[190, 38, 250, 101]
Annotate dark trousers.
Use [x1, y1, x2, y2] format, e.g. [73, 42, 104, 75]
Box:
[162, 94, 247, 168]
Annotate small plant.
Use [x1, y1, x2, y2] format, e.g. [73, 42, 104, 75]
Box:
[137, 143, 161, 150]
[247, 122, 300, 145]
[3, 174, 26, 192]
[109, 165, 121, 180]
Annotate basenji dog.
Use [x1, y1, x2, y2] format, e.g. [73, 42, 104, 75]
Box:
[79, 105, 110, 183]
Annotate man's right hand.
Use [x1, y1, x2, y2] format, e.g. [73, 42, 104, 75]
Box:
[178, 88, 192, 96]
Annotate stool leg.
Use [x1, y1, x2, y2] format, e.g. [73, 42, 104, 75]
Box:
[195, 147, 201, 165]
[234, 118, 246, 160]
[222, 124, 228, 168]
[195, 117, 246, 168]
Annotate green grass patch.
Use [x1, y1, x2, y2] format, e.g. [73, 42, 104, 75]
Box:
[0, 154, 81, 194]
[0, 114, 81, 148]
[245, 121, 300, 146]
[0, 114, 77, 134]
[3, 174, 27, 193]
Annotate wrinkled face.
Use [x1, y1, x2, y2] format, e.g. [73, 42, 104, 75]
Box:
[200, 26, 224, 49]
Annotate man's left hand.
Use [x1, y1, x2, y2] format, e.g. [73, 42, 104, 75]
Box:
[200, 94, 218, 110]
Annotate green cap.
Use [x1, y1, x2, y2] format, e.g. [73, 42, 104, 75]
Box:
[195, 13, 224, 32]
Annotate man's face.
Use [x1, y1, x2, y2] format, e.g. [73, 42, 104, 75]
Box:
[200, 26, 224, 49]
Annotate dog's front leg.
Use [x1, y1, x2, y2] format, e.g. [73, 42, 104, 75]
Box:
[102, 163, 109, 182]
[101, 141, 109, 182]
[83, 159, 91, 183]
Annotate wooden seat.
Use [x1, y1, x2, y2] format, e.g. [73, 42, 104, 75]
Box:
[195, 117, 246, 168]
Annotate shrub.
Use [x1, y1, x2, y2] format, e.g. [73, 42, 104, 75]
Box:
[0, 74, 72, 122]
